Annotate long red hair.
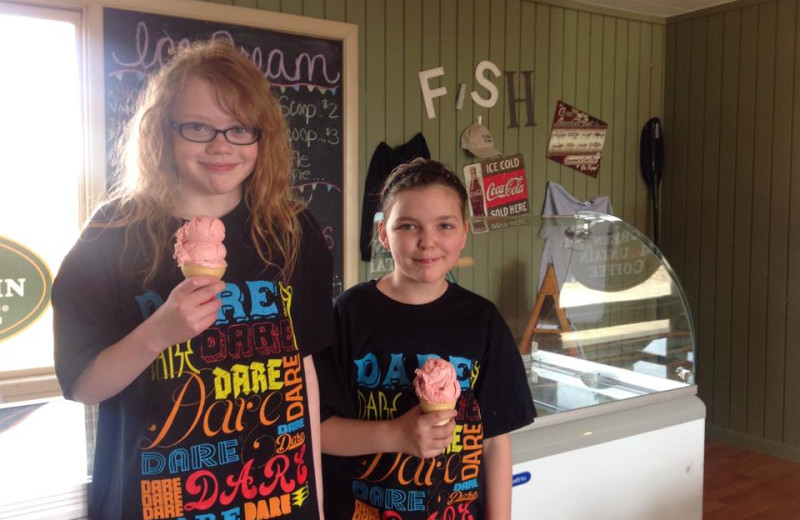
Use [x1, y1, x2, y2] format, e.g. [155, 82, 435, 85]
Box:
[104, 38, 302, 284]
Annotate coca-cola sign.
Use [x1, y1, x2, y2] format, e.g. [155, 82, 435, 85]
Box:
[482, 154, 529, 213]
[463, 154, 530, 233]
[485, 174, 526, 202]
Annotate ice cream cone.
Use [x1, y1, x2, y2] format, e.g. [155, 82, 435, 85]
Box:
[174, 216, 227, 281]
[181, 263, 227, 279]
[414, 358, 461, 426]
[420, 400, 456, 425]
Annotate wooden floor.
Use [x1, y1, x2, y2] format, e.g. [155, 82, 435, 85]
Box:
[703, 439, 800, 520]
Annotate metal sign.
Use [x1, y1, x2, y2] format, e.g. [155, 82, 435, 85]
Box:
[0, 237, 52, 342]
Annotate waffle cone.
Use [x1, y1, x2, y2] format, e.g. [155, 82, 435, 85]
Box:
[181, 263, 227, 279]
[420, 400, 456, 425]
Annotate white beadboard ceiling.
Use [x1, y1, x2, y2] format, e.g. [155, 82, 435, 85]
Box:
[572, 0, 738, 18]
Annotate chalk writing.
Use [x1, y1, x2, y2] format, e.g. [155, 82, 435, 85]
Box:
[103, 7, 346, 296]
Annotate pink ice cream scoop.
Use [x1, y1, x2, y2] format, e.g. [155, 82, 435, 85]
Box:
[174, 216, 227, 278]
[414, 358, 461, 421]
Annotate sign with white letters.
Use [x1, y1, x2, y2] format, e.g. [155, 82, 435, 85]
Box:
[546, 100, 607, 178]
[464, 154, 530, 233]
[0, 237, 52, 343]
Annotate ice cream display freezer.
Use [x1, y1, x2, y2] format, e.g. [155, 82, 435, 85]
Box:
[489, 212, 704, 520]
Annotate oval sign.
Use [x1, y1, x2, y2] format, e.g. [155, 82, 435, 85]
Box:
[569, 220, 661, 292]
[512, 471, 531, 487]
[0, 237, 52, 342]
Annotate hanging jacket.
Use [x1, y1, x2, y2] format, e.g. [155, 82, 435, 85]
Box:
[359, 133, 430, 261]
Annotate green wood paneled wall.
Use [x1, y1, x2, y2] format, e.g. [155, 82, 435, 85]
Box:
[210, 0, 666, 340]
[666, 0, 800, 459]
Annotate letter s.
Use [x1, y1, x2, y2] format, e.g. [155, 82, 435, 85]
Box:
[471, 60, 501, 108]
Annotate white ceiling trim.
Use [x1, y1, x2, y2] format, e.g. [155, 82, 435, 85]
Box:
[571, 0, 739, 18]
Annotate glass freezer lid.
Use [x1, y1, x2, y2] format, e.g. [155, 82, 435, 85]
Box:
[488, 211, 697, 417]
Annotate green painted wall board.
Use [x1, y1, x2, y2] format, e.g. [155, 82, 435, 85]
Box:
[404, 0, 422, 142]
[663, 0, 800, 457]
[684, 18, 706, 346]
[711, 9, 740, 429]
[697, 12, 722, 418]
[764, 0, 795, 443]
[746, 1, 776, 438]
[729, 4, 757, 434]
[786, 0, 800, 446]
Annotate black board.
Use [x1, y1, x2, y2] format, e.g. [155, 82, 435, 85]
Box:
[103, 6, 347, 295]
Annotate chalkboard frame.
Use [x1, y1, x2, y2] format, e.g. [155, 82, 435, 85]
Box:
[86, 0, 359, 291]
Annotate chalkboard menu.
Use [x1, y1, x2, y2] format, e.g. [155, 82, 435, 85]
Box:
[103, 6, 352, 296]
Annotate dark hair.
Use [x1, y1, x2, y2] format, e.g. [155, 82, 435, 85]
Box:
[379, 158, 468, 218]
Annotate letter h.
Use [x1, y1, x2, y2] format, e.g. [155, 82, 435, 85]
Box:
[504, 70, 535, 128]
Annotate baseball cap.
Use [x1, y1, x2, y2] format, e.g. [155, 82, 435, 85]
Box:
[460, 122, 502, 158]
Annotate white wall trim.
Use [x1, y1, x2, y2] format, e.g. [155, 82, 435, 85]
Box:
[0, 482, 88, 520]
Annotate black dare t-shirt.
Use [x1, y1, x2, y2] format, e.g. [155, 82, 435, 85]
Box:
[316, 280, 535, 520]
[53, 201, 334, 520]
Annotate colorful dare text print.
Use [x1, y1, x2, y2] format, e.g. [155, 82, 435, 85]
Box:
[351, 353, 484, 520]
[132, 280, 316, 520]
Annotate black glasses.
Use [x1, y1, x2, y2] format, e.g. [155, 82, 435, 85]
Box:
[171, 122, 261, 145]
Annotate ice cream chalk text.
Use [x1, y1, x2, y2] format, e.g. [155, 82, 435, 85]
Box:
[109, 23, 340, 88]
